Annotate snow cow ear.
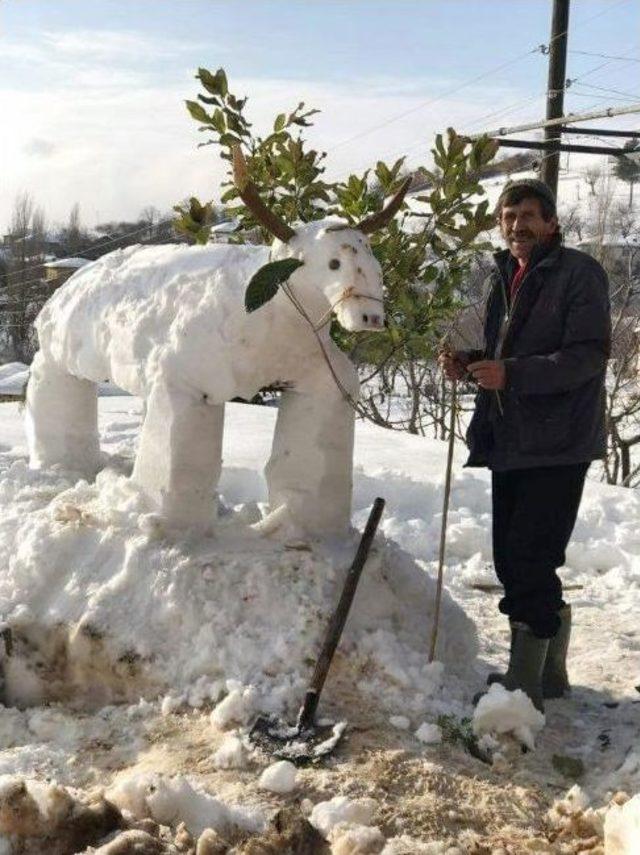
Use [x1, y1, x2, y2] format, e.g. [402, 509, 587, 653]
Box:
[245, 258, 305, 313]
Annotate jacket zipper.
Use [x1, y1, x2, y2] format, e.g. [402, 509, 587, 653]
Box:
[494, 265, 530, 417]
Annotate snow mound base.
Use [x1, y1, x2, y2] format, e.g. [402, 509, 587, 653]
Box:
[0, 464, 477, 718]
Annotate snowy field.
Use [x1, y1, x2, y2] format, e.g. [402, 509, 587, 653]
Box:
[0, 396, 638, 852]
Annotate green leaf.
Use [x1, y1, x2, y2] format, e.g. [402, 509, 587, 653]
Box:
[274, 113, 286, 132]
[245, 258, 305, 313]
[219, 132, 242, 147]
[225, 112, 246, 135]
[198, 68, 223, 95]
[211, 109, 226, 134]
[198, 94, 221, 106]
[220, 187, 238, 204]
[215, 68, 229, 97]
[186, 100, 210, 124]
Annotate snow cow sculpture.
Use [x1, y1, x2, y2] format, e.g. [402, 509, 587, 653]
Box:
[26, 149, 409, 537]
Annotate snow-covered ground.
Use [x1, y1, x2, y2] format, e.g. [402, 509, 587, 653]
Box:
[0, 395, 637, 852]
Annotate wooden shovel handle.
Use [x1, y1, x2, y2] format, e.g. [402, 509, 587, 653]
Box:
[297, 497, 385, 730]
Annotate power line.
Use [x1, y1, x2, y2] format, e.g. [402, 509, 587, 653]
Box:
[570, 81, 640, 102]
[325, 0, 631, 157]
[569, 49, 640, 64]
[333, 36, 638, 183]
[568, 91, 640, 103]
[326, 49, 542, 155]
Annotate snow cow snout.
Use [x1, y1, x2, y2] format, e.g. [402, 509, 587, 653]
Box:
[335, 294, 385, 332]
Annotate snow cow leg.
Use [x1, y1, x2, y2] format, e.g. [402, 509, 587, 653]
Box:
[26, 352, 100, 477]
[132, 380, 224, 532]
[264, 355, 358, 538]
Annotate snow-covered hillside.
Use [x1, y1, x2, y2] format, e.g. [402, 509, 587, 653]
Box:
[0, 397, 637, 852]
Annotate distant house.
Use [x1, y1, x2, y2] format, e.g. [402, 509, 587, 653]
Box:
[208, 219, 241, 244]
[577, 235, 640, 273]
[43, 257, 92, 287]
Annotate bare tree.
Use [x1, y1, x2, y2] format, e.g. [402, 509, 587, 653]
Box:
[604, 242, 640, 487]
[585, 165, 600, 197]
[140, 205, 160, 240]
[561, 202, 584, 243]
[1, 193, 50, 362]
[580, 176, 640, 486]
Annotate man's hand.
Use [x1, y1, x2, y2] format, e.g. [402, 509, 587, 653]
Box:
[467, 359, 506, 390]
[438, 350, 469, 381]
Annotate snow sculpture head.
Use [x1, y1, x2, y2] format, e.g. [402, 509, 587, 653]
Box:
[233, 146, 410, 333]
[270, 223, 385, 332]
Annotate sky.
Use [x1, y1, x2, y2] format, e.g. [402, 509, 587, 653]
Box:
[1, 0, 639, 234]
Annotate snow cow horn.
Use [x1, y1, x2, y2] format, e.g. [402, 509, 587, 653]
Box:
[232, 146, 296, 243]
[356, 176, 412, 235]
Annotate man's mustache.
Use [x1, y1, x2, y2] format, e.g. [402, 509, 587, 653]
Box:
[507, 231, 535, 240]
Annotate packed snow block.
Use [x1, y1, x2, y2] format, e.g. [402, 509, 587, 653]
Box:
[26, 219, 386, 539]
[0, 466, 477, 711]
[26, 351, 101, 478]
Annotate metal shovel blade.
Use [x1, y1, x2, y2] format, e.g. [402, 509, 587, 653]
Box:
[247, 714, 347, 765]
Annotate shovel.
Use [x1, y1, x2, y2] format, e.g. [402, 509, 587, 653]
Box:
[247, 497, 385, 764]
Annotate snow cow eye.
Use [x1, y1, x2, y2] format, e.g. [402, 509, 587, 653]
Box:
[329, 258, 341, 270]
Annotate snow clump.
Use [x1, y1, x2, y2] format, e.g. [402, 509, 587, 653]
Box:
[472, 683, 545, 750]
[604, 793, 640, 854]
[106, 773, 265, 838]
[258, 760, 298, 794]
[210, 681, 257, 730]
[212, 734, 247, 770]
[415, 722, 442, 745]
[330, 822, 385, 854]
[310, 796, 376, 838]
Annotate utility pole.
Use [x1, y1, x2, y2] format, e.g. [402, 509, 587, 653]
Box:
[540, 0, 571, 197]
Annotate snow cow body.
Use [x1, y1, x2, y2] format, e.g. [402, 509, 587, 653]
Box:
[26, 153, 410, 538]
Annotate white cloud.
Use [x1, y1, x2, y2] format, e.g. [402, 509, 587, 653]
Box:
[40, 29, 209, 61]
[0, 51, 525, 231]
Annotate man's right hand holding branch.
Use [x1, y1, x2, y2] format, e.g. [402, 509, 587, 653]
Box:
[438, 349, 470, 382]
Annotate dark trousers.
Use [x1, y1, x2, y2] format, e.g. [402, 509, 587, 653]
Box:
[491, 463, 589, 638]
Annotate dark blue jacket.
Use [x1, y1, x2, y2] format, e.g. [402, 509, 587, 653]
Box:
[465, 239, 611, 471]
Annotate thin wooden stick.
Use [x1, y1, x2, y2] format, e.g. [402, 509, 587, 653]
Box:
[428, 379, 457, 663]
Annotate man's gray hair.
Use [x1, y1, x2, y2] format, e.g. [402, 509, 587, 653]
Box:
[495, 178, 557, 221]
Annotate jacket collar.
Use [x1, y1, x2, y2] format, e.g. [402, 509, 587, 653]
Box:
[493, 233, 562, 282]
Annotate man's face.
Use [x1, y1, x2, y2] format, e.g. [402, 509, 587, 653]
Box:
[499, 197, 558, 263]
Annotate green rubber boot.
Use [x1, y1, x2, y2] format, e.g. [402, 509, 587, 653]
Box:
[542, 605, 571, 699]
[476, 623, 549, 713]
[501, 622, 549, 713]
[487, 621, 516, 687]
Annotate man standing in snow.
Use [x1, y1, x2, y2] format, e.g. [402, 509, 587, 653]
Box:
[440, 179, 610, 712]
